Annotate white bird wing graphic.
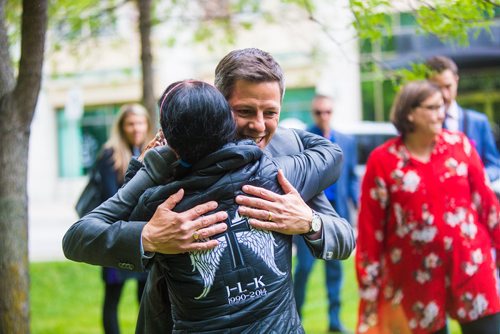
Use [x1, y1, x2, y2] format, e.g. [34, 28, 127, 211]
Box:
[237, 229, 285, 276]
[190, 236, 227, 299]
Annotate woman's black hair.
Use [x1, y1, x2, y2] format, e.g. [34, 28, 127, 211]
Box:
[158, 80, 236, 164]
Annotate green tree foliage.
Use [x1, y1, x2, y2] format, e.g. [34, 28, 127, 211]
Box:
[415, 0, 497, 44]
[7, 0, 497, 86]
[350, 0, 393, 41]
[6, 0, 498, 58]
[348, 0, 499, 84]
[349, 0, 498, 46]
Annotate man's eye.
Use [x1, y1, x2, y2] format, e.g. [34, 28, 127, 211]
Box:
[236, 110, 251, 115]
[264, 111, 277, 117]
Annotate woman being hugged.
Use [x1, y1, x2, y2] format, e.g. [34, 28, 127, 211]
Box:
[356, 80, 500, 334]
[96, 103, 152, 334]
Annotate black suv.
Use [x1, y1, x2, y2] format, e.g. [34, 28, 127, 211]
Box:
[334, 121, 398, 179]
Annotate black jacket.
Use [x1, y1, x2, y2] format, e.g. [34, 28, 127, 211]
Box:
[132, 139, 333, 333]
[131, 141, 303, 333]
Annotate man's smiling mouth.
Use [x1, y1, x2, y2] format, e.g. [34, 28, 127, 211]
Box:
[238, 132, 266, 145]
[250, 136, 264, 144]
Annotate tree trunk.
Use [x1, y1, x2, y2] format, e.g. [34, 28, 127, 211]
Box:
[137, 0, 157, 129]
[0, 0, 47, 332]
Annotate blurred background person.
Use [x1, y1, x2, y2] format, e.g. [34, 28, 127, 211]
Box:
[426, 55, 499, 183]
[356, 80, 500, 334]
[95, 103, 152, 334]
[294, 94, 359, 334]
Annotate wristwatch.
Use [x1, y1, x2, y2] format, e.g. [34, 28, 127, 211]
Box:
[306, 211, 322, 235]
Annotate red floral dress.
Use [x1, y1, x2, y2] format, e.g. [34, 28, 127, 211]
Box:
[356, 130, 500, 334]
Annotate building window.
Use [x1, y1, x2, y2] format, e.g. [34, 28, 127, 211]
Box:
[57, 104, 121, 177]
[359, 10, 500, 129]
[282, 87, 316, 125]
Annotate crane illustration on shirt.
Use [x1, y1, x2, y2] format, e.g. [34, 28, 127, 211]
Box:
[190, 210, 285, 299]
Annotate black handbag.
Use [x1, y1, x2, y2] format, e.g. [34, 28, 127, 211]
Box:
[75, 166, 104, 218]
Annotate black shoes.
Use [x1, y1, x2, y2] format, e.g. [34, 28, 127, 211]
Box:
[328, 327, 353, 334]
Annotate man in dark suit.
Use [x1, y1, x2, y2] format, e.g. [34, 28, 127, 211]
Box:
[294, 94, 359, 334]
[426, 56, 499, 182]
[63, 49, 355, 333]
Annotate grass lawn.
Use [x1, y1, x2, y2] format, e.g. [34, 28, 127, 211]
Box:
[31, 257, 461, 333]
[31, 261, 140, 334]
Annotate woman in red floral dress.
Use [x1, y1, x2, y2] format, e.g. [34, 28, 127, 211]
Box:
[356, 80, 500, 334]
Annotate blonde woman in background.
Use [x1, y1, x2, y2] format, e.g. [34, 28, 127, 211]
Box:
[95, 103, 152, 334]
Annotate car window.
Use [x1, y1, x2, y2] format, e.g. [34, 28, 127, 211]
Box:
[355, 133, 396, 165]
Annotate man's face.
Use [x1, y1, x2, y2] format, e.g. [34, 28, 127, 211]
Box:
[228, 80, 281, 149]
[312, 97, 333, 132]
[428, 69, 459, 109]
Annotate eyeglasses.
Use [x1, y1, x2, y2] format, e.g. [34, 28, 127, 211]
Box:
[418, 104, 445, 113]
[313, 109, 332, 116]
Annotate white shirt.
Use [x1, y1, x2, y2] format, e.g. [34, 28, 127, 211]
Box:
[445, 100, 460, 132]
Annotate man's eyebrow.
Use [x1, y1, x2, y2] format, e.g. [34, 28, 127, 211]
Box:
[231, 103, 254, 109]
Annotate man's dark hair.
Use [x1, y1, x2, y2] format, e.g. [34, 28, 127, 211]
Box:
[159, 80, 236, 164]
[425, 55, 459, 76]
[214, 48, 285, 101]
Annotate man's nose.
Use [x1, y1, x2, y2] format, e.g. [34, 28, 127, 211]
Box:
[249, 116, 265, 132]
[441, 88, 451, 101]
[133, 123, 145, 131]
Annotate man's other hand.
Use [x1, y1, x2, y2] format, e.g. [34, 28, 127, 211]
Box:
[142, 188, 228, 254]
[236, 169, 313, 235]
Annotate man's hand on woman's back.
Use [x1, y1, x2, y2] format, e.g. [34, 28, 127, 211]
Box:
[142, 188, 228, 254]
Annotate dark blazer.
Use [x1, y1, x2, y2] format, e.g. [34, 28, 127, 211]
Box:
[453, 106, 499, 182]
[308, 126, 359, 222]
[97, 148, 148, 284]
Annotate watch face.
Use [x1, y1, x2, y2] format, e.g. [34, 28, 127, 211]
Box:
[311, 215, 321, 232]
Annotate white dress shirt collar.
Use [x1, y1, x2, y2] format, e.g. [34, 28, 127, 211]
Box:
[445, 100, 460, 131]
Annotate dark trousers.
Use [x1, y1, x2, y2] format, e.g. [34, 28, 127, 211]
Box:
[432, 312, 500, 334]
[293, 235, 343, 330]
[103, 280, 147, 334]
